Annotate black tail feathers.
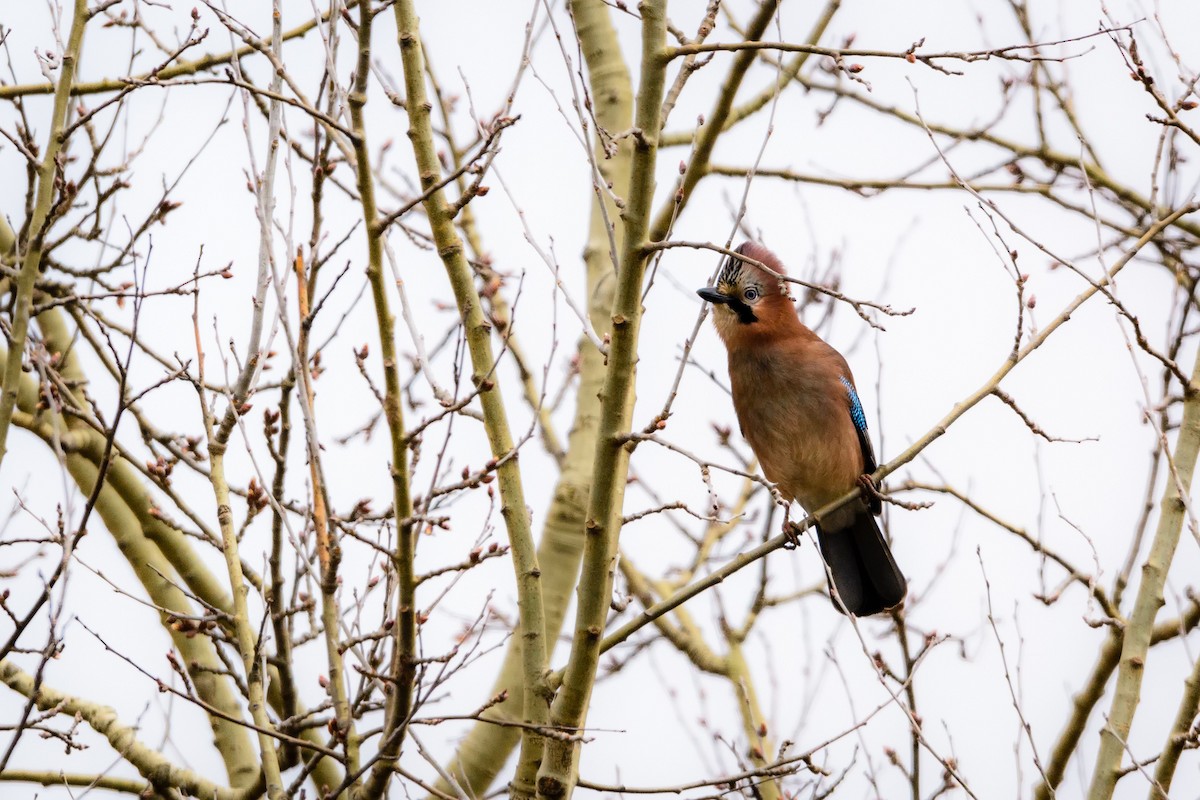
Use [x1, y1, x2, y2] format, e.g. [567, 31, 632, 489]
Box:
[815, 512, 906, 616]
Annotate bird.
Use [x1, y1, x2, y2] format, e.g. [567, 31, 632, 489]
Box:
[697, 241, 906, 616]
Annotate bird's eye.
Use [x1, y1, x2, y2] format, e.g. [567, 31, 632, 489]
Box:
[743, 287, 760, 301]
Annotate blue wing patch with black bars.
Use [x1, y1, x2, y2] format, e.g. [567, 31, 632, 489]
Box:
[839, 375, 868, 433]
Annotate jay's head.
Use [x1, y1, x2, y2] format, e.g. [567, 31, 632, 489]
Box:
[697, 241, 794, 344]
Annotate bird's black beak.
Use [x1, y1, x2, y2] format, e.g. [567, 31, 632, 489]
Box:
[696, 287, 729, 305]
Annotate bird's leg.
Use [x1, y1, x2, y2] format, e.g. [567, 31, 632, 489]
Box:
[857, 474, 883, 515]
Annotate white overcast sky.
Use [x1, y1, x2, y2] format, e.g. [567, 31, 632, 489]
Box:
[3, 1, 1200, 797]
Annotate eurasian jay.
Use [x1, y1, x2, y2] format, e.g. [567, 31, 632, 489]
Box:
[697, 241, 906, 616]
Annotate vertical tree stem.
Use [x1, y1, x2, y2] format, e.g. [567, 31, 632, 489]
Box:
[267, 373, 298, 769]
[204, 437, 285, 800]
[0, 0, 88, 468]
[294, 251, 360, 776]
[346, 5, 418, 799]
[1087, 344, 1200, 800]
[434, 0, 634, 791]
[1150, 643, 1200, 797]
[536, 3, 669, 797]
[391, 5, 552, 797]
[191, 4, 291, 793]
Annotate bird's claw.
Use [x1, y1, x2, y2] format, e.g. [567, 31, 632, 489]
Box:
[858, 474, 883, 515]
[782, 520, 805, 550]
